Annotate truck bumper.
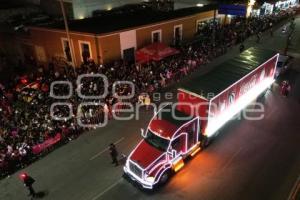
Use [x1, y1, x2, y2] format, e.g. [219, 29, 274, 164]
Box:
[123, 168, 154, 190]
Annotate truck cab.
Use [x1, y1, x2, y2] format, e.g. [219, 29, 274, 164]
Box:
[123, 105, 201, 189]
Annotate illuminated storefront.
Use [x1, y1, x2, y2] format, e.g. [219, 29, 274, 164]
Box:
[274, 0, 298, 10]
[251, 0, 299, 16]
[260, 2, 274, 15]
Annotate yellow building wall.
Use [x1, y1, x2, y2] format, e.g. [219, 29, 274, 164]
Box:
[98, 34, 121, 64]
[136, 10, 215, 48]
[15, 9, 217, 65]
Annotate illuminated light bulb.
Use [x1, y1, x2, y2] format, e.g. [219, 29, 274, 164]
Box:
[191, 147, 201, 157]
[107, 5, 112, 11]
[173, 158, 184, 172]
[78, 15, 85, 19]
[145, 176, 155, 183]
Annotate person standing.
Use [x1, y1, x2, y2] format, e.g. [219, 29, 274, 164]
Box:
[269, 22, 273, 37]
[270, 27, 273, 37]
[19, 172, 36, 198]
[109, 143, 118, 166]
[281, 81, 291, 97]
[239, 43, 245, 53]
[256, 32, 261, 43]
[144, 94, 151, 111]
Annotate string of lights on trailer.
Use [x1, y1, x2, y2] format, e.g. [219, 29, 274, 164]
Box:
[205, 54, 279, 137]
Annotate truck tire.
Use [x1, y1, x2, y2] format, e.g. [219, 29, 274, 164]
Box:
[200, 136, 210, 149]
[159, 170, 171, 185]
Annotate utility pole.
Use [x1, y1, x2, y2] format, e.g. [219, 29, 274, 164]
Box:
[59, 0, 76, 72]
[212, 9, 217, 47]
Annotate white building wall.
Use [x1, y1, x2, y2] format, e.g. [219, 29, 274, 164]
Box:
[120, 30, 137, 58]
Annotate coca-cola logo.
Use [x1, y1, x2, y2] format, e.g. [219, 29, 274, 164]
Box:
[228, 92, 235, 105]
[240, 75, 257, 96]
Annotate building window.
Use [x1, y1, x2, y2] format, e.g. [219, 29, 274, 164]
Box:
[35, 45, 47, 62]
[174, 24, 183, 46]
[152, 30, 162, 43]
[61, 38, 72, 62]
[79, 40, 92, 63]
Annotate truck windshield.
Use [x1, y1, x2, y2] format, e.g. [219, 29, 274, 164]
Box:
[145, 130, 169, 151]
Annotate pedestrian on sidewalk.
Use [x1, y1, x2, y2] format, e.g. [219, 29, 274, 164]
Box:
[281, 80, 291, 97]
[256, 32, 261, 43]
[109, 143, 119, 166]
[19, 172, 36, 199]
[144, 94, 151, 111]
[270, 28, 273, 37]
[239, 43, 245, 53]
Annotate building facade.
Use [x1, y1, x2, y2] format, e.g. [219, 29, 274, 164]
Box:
[13, 6, 224, 67]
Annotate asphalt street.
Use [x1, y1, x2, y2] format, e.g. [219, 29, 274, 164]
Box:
[0, 16, 300, 200]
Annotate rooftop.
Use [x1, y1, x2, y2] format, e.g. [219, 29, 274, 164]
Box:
[179, 47, 277, 98]
[40, 4, 217, 34]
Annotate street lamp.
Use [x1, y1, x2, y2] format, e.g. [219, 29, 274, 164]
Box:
[59, 0, 76, 72]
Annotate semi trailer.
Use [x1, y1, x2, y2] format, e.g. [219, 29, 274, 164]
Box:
[123, 47, 279, 189]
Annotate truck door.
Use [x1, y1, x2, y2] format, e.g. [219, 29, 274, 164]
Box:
[169, 134, 187, 159]
[185, 119, 199, 149]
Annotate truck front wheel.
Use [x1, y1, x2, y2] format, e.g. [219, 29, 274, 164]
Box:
[159, 170, 171, 185]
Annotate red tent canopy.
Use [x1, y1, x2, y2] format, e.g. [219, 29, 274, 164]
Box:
[135, 42, 180, 64]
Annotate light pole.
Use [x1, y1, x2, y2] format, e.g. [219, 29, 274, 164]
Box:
[212, 9, 217, 46]
[59, 0, 76, 72]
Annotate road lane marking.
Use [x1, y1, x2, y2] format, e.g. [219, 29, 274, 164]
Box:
[219, 147, 243, 173]
[91, 178, 123, 200]
[287, 174, 300, 200]
[89, 137, 125, 161]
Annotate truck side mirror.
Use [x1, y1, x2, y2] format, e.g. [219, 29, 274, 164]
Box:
[141, 128, 147, 138]
[172, 149, 176, 158]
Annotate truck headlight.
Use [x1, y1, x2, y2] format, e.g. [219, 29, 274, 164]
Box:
[123, 160, 129, 173]
[123, 165, 128, 173]
[145, 176, 155, 183]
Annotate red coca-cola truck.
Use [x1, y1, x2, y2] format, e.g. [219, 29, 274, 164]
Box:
[123, 48, 279, 189]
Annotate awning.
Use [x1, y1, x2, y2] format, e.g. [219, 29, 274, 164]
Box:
[135, 42, 180, 64]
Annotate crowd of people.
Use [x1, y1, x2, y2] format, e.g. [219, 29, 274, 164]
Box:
[0, 10, 294, 178]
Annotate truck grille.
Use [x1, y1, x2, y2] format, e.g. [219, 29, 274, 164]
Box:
[129, 161, 143, 178]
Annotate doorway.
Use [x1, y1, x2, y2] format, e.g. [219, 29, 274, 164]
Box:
[123, 47, 135, 64]
[174, 25, 182, 46]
